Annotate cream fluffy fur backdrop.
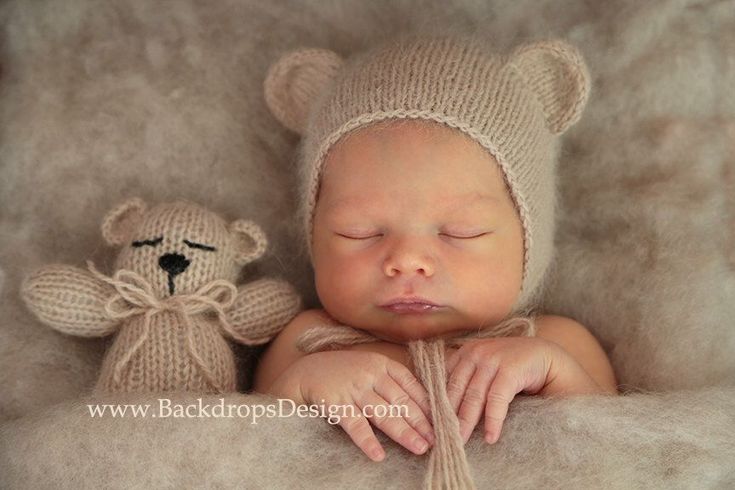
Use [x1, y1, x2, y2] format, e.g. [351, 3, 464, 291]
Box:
[1, 0, 734, 488]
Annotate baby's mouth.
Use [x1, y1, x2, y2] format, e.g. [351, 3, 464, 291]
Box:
[382, 303, 444, 314]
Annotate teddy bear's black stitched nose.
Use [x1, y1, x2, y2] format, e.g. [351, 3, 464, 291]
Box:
[158, 253, 190, 276]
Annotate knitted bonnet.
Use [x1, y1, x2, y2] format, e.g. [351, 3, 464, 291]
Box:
[264, 34, 590, 313]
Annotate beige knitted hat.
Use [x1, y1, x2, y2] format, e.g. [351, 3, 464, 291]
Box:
[264, 34, 590, 313]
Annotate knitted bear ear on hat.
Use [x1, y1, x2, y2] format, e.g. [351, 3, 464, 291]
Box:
[508, 40, 591, 134]
[264, 48, 344, 134]
[228, 219, 268, 266]
[101, 197, 147, 247]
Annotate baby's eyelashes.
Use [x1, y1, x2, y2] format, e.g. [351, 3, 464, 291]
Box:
[335, 231, 383, 240]
[438, 231, 492, 240]
[333, 230, 493, 240]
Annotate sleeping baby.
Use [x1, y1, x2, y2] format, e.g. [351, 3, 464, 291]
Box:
[255, 34, 618, 464]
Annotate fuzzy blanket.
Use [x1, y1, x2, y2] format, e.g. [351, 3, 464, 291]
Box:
[1, 0, 734, 488]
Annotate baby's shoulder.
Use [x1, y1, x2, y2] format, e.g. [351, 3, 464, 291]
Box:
[534, 314, 604, 357]
[534, 314, 588, 334]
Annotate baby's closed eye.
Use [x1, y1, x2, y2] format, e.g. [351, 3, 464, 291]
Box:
[332, 227, 493, 241]
[438, 228, 492, 239]
[335, 229, 383, 240]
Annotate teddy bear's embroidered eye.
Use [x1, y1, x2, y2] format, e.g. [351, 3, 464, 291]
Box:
[131, 237, 163, 248]
[183, 239, 216, 252]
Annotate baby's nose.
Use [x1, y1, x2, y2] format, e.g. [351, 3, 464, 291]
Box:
[383, 250, 435, 278]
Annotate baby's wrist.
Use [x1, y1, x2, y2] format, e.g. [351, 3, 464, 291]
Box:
[542, 345, 606, 396]
[266, 362, 308, 404]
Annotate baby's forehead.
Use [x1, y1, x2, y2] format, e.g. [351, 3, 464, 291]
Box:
[317, 118, 512, 211]
[325, 119, 501, 178]
[318, 190, 500, 217]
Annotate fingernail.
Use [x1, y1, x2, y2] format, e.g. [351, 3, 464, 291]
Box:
[485, 431, 496, 444]
[372, 448, 385, 461]
[421, 427, 435, 445]
[460, 425, 470, 444]
[415, 439, 429, 454]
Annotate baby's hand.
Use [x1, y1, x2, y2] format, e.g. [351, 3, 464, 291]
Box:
[445, 336, 557, 445]
[270, 350, 435, 461]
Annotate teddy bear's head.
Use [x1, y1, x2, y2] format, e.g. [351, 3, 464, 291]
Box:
[100, 198, 267, 297]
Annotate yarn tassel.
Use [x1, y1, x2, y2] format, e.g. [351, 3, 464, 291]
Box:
[409, 339, 476, 490]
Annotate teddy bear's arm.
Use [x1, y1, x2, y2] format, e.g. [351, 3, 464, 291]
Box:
[21, 264, 120, 337]
[224, 278, 302, 345]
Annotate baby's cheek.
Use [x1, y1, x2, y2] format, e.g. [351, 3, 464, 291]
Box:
[455, 259, 520, 319]
[314, 254, 367, 312]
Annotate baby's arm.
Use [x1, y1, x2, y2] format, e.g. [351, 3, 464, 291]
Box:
[534, 315, 618, 395]
[253, 309, 434, 461]
[254, 309, 414, 393]
[253, 309, 328, 393]
[255, 312, 616, 396]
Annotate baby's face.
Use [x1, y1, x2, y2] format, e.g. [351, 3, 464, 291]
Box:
[312, 120, 524, 342]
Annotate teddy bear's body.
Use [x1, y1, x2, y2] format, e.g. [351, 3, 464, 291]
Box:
[22, 198, 302, 394]
[96, 312, 237, 393]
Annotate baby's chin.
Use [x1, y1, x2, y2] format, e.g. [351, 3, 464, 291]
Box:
[346, 308, 491, 343]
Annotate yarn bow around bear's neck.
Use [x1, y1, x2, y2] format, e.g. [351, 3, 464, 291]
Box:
[296, 316, 536, 490]
[87, 260, 239, 393]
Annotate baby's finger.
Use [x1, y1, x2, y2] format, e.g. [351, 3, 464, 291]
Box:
[484, 368, 522, 444]
[446, 359, 476, 413]
[457, 364, 497, 443]
[358, 390, 431, 456]
[338, 406, 386, 462]
[445, 348, 460, 374]
[375, 376, 435, 445]
[387, 361, 432, 417]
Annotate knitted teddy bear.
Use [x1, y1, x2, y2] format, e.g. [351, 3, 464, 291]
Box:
[21, 198, 302, 394]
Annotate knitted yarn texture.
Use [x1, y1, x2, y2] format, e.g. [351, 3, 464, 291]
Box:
[87, 261, 240, 393]
[264, 35, 591, 314]
[22, 198, 302, 393]
[296, 317, 536, 490]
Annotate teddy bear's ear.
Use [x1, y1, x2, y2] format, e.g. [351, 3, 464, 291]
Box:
[229, 219, 268, 266]
[264, 48, 344, 135]
[508, 40, 591, 134]
[101, 197, 147, 247]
